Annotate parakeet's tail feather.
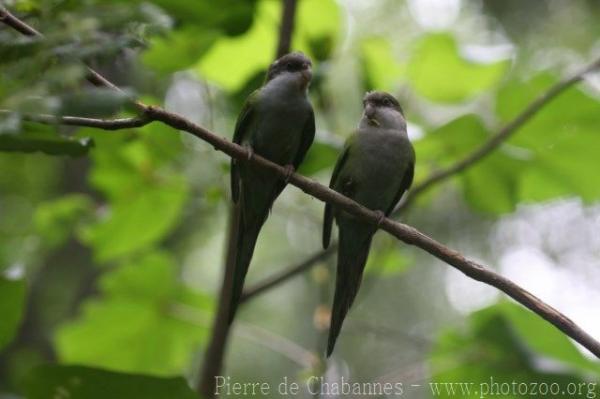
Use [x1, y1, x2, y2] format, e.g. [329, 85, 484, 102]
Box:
[327, 226, 373, 356]
[227, 200, 270, 325]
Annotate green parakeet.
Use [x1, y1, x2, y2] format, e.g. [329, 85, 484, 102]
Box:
[322, 91, 415, 356]
[229, 52, 315, 323]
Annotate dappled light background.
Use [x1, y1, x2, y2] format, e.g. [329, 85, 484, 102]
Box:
[1, 0, 600, 398]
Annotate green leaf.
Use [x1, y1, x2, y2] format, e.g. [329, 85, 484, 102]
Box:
[0, 276, 26, 350]
[408, 33, 509, 103]
[142, 27, 219, 74]
[430, 303, 599, 396]
[196, 1, 278, 91]
[82, 176, 188, 262]
[81, 124, 187, 262]
[294, 0, 340, 51]
[365, 238, 412, 276]
[0, 119, 94, 157]
[360, 37, 405, 92]
[55, 252, 212, 375]
[26, 365, 197, 399]
[297, 141, 340, 176]
[120, 0, 256, 34]
[416, 115, 523, 214]
[34, 194, 93, 249]
[59, 88, 131, 118]
[499, 301, 600, 374]
[498, 73, 600, 203]
[196, 0, 339, 91]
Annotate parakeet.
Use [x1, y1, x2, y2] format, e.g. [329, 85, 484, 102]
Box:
[229, 52, 315, 323]
[322, 91, 415, 356]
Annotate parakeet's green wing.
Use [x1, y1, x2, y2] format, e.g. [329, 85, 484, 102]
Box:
[322, 135, 355, 249]
[385, 151, 415, 215]
[293, 109, 316, 169]
[263, 109, 315, 215]
[231, 90, 259, 203]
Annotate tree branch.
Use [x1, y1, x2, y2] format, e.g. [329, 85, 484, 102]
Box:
[197, 206, 238, 397]
[4, 4, 600, 377]
[276, 0, 298, 58]
[242, 54, 600, 302]
[0, 6, 134, 94]
[0, 6, 41, 36]
[240, 245, 336, 303]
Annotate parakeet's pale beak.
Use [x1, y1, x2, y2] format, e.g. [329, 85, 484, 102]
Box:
[301, 65, 312, 86]
[365, 103, 379, 126]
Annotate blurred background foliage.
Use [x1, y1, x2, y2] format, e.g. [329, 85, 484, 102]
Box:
[1, 0, 600, 398]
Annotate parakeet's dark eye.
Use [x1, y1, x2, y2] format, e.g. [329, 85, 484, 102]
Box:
[383, 98, 392, 107]
[286, 62, 294, 71]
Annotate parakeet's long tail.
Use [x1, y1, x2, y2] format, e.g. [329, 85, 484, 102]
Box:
[327, 225, 374, 356]
[227, 205, 265, 325]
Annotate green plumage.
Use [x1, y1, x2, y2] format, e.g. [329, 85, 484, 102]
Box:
[323, 91, 415, 356]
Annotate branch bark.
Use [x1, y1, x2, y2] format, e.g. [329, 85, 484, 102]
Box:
[197, 206, 239, 396]
[4, 4, 600, 380]
[276, 0, 298, 58]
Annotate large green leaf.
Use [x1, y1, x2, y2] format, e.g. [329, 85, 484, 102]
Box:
[430, 303, 599, 398]
[81, 124, 188, 261]
[196, 0, 339, 91]
[142, 27, 219, 74]
[416, 72, 600, 214]
[415, 115, 523, 214]
[82, 175, 188, 262]
[0, 116, 94, 156]
[55, 252, 212, 375]
[0, 277, 26, 350]
[116, 0, 256, 34]
[297, 141, 340, 176]
[360, 37, 406, 92]
[498, 73, 600, 204]
[26, 365, 197, 399]
[500, 302, 600, 374]
[0, 133, 94, 157]
[34, 194, 93, 249]
[408, 33, 510, 103]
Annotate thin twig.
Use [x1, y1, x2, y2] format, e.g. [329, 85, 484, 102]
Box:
[0, 7, 134, 95]
[0, 6, 41, 36]
[240, 245, 336, 303]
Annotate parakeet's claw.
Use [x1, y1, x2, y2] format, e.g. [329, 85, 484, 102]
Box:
[374, 210, 386, 227]
[283, 164, 295, 183]
[246, 146, 254, 161]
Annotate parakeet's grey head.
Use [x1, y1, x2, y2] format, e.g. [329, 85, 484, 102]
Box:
[265, 52, 313, 91]
[361, 91, 406, 131]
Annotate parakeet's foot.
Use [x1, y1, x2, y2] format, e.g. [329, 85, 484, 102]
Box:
[283, 164, 295, 183]
[374, 210, 386, 227]
[246, 146, 255, 161]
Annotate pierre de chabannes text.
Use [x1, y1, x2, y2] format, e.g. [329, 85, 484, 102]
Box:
[215, 376, 598, 398]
